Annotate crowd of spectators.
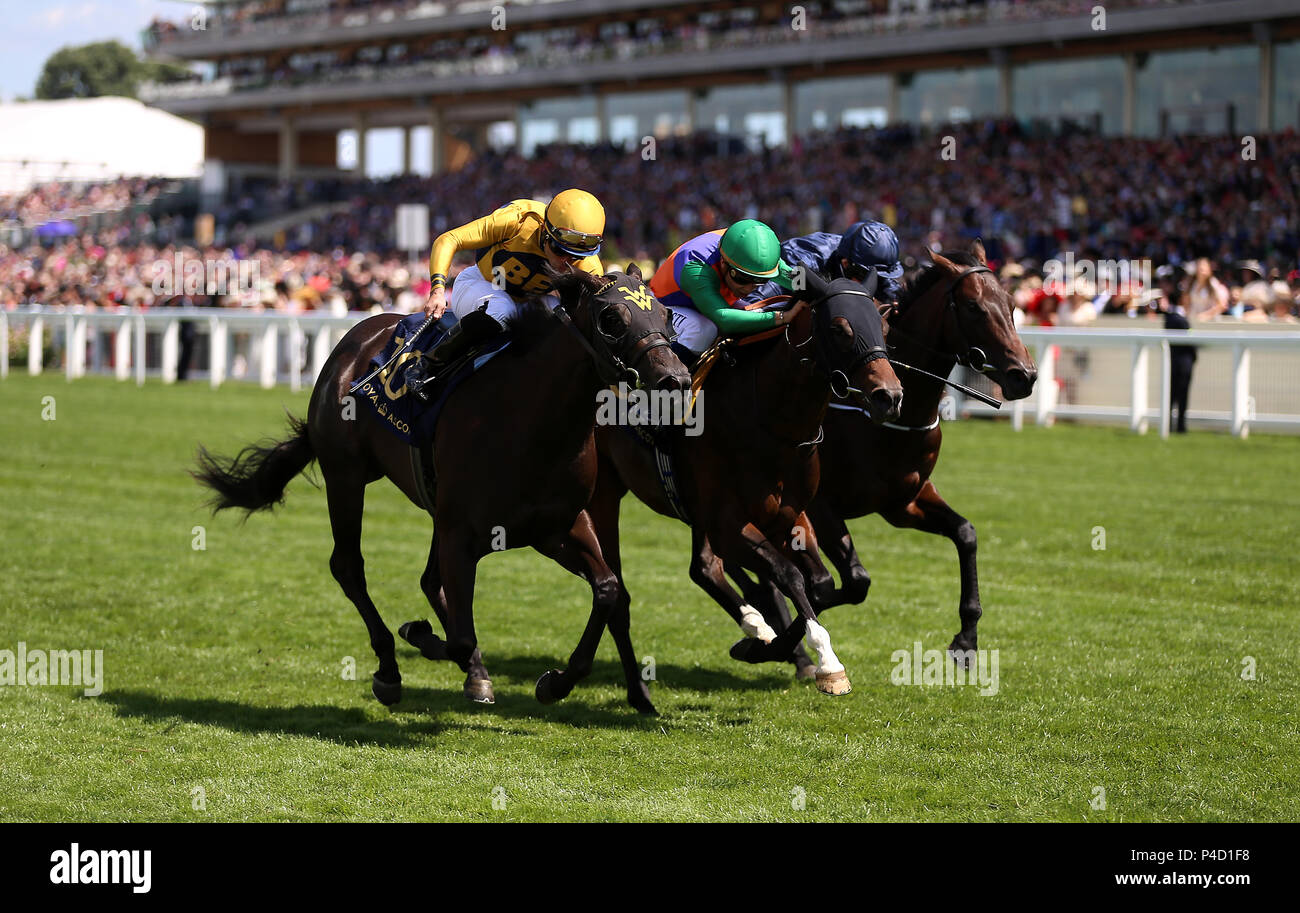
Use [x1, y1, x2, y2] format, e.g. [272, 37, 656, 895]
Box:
[0, 177, 168, 226]
[3, 120, 1298, 324]
[144, 0, 1193, 99]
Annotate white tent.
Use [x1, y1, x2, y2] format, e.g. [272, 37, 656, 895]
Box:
[0, 96, 202, 195]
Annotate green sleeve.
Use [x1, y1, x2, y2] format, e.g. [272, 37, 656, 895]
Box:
[679, 259, 777, 334]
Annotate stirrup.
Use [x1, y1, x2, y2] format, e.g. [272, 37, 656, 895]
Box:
[405, 360, 436, 402]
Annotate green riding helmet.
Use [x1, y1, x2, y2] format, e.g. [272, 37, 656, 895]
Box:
[719, 219, 782, 279]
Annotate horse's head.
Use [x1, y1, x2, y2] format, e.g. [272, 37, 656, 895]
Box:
[796, 271, 904, 423]
[552, 263, 691, 395]
[923, 241, 1037, 400]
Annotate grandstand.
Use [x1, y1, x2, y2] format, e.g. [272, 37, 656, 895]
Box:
[140, 0, 1300, 185]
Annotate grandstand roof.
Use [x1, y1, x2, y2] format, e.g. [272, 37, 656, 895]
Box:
[0, 96, 203, 195]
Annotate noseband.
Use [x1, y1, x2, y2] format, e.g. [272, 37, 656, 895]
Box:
[788, 287, 890, 400]
[885, 264, 998, 375]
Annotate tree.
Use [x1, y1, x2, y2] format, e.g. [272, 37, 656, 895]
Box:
[34, 40, 191, 100]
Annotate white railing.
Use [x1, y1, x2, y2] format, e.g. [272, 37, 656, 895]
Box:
[957, 327, 1300, 439]
[5, 309, 1300, 438]
[1, 306, 374, 393]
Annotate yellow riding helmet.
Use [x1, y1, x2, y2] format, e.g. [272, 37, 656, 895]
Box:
[544, 189, 605, 257]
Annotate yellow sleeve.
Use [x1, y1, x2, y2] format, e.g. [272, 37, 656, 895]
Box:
[579, 254, 604, 277]
[428, 203, 526, 279]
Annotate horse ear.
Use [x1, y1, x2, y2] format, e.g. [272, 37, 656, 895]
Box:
[931, 251, 957, 271]
[794, 267, 830, 302]
[626, 262, 643, 281]
[970, 238, 987, 264]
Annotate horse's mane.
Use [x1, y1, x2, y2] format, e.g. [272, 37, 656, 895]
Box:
[897, 250, 982, 311]
[502, 268, 608, 353]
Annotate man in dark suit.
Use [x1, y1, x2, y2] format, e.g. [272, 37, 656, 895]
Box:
[1160, 288, 1196, 433]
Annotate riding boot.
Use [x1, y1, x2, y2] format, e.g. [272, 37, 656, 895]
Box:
[406, 309, 505, 402]
[670, 342, 699, 373]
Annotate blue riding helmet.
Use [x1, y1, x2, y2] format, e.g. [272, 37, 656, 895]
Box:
[835, 221, 904, 299]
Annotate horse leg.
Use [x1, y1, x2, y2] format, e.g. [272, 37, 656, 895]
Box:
[882, 480, 982, 664]
[688, 528, 782, 646]
[725, 526, 851, 696]
[436, 529, 489, 701]
[532, 511, 629, 709]
[399, 530, 494, 703]
[788, 512, 837, 611]
[585, 471, 656, 714]
[726, 565, 817, 681]
[807, 498, 872, 608]
[323, 467, 401, 706]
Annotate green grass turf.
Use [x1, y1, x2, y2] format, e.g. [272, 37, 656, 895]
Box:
[0, 372, 1297, 822]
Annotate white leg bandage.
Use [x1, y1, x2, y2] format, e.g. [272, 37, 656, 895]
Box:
[738, 604, 777, 643]
[804, 619, 844, 675]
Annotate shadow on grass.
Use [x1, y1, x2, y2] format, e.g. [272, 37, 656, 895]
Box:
[399, 649, 796, 697]
[101, 652, 790, 746]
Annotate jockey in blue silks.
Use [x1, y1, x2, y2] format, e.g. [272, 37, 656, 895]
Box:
[743, 220, 904, 305]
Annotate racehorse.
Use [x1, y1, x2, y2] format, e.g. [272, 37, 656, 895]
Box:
[194, 264, 691, 712]
[561, 274, 905, 700]
[746, 241, 1037, 667]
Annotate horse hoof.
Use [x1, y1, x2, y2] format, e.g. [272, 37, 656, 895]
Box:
[629, 684, 658, 716]
[535, 669, 564, 705]
[815, 670, 852, 696]
[948, 640, 977, 668]
[371, 674, 402, 706]
[398, 620, 428, 644]
[463, 678, 495, 704]
[794, 662, 817, 681]
[729, 638, 766, 664]
[399, 620, 449, 661]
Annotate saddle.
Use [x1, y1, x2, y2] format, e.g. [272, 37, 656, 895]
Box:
[626, 296, 793, 522]
[356, 310, 511, 513]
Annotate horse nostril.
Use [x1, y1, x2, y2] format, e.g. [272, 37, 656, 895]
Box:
[871, 388, 901, 420]
[658, 374, 688, 395]
[1005, 367, 1035, 397]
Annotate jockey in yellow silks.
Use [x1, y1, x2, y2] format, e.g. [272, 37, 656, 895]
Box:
[406, 189, 606, 400]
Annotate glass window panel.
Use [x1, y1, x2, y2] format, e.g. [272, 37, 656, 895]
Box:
[1274, 41, 1300, 130]
[794, 75, 891, 134]
[898, 67, 998, 125]
[1136, 45, 1259, 136]
[1012, 57, 1125, 134]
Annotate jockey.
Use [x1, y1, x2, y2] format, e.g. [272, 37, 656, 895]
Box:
[744, 220, 904, 306]
[405, 189, 606, 400]
[649, 219, 806, 367]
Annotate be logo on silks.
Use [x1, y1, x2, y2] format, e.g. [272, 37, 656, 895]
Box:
[357, 311, 511, 446]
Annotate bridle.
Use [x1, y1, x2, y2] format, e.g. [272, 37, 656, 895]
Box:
[884, 264, 998, 375]
[785, 286, 890, 401]
[553, 280, 675, 387]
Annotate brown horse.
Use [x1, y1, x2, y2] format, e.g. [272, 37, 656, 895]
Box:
[746, 241, 1037, 667]
[195, 265, 690, 712]
[565, 275, 904, 700]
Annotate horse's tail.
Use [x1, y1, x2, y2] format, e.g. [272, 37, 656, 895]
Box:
[193, 414, 315, 515]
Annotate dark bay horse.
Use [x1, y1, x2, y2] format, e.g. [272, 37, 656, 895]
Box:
[749, 241, 1037, 667]
[564, 276, 904, 699]
[195, 265, 690, 711]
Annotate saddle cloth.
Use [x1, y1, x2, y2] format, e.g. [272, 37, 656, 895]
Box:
[356, 310, 511, 448]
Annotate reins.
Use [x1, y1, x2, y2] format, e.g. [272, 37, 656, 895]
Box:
[883, 264, 1003, 410]
[553, 283, 674, 388]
